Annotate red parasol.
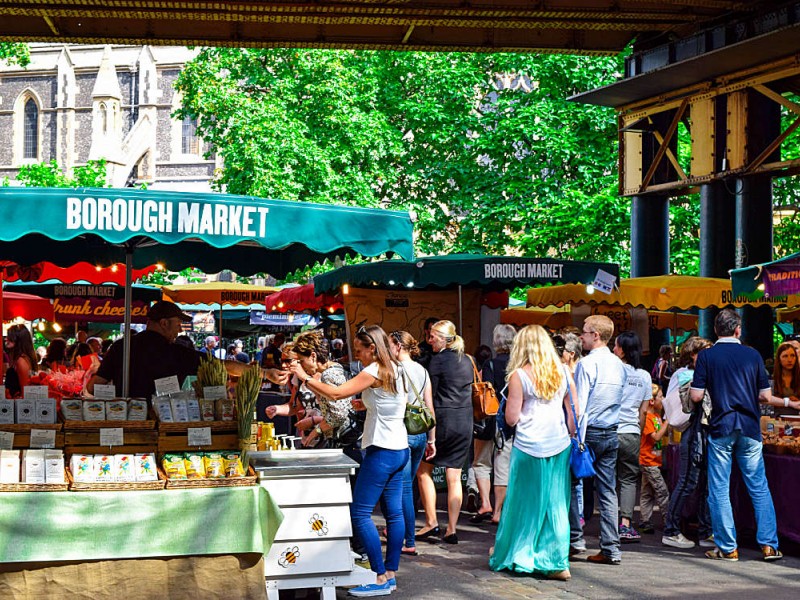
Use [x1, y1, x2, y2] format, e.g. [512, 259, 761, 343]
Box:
[2, 291, 54, 321]
[265, 283, 343, 313]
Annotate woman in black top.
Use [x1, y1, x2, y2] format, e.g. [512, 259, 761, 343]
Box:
[416, 320, 473, 545]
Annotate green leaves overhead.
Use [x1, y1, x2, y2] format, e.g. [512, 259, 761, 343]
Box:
[175, 49, 629, 269]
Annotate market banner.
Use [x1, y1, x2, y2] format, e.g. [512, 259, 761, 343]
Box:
[0, 187, 414, 277]
[761, 262, 800, 297]
[315, 254, 619, 295]
[342, 287, 481, 356]
[53, 297, 150, 323]
[162, 282, 279, 306]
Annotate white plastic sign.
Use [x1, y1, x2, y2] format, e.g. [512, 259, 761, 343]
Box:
[154, 376, 181, 396]
[99, 428, 124, 447]
[29, 429, 56, 449]
[94, 385, 116, 400]
[24, 386, 49, 400]
[187, 427, 212, 447]
[0, 431, 14, 450]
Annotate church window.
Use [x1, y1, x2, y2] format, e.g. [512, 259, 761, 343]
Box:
[23, 98, 39, 159]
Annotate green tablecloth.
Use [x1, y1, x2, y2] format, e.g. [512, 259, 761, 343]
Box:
[0, 486, 283, 563]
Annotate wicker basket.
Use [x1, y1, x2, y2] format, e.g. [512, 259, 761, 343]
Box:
[0, 469, 69, 492]
[160, 465, 257, 489]
[66, 468, 166, 491]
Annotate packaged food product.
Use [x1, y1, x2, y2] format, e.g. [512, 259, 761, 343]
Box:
[162, 453, 188, 479]
[15, 398, 35, 424]
[114, 454, 136, 482]
[203, 452, 225, 478]
[60, 398, 83, 421]
[94, 454, 114, 481]
[128, 398, 148, 421]
[216, 399, 235, 421]
[222, 452, 245, 477]
[184, 452, 207, 479]
[187, 398, 202, 422]
[83, 400, 106, 421]
[199, 399, 216, 421]
[134, 453, 158, 482]
[71, 454, 94, 482]
[45, 450, 65, 483]
[0, 399, 13, 424]
[170, 398, 190, 422]
[0, 450, 20, 483]
[106, 400, 128, 421]
[22, 449, 45, 483]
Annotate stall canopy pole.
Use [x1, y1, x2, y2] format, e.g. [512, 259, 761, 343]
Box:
[219, 304, 223, 353]
[458, 285, 463, 334]
[0, 272, 4, 381]
[122, 246, 134, 397]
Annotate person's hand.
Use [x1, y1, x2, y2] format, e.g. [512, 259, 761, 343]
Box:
[351, 399, 365, 411]
[424, 441, 436, 460]
[265, 405, 278, 419]
[302, 429, 320, 447]
[289, 362, 307, 381]
[264, 368, 289, 386]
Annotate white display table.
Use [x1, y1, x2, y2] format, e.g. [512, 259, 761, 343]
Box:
[251, 449, 374, 600]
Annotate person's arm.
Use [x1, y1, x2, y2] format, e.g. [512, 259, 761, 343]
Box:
[262, 367, 289, 386]
[290, 362, 377, 399]
[573, 360, 592, 415]
[15, 357, 32, 389]
[650, 417, 669, 442]
[759, 389, 800, 411]
[85, 374, 110, 395]
[562, 372, 578, 436]
[265, 402, 291, 418]
[423, 371, 437, 459]
[504, 370, 523, 427]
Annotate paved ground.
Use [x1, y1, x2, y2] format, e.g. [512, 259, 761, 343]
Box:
[315, 507, 800, 600]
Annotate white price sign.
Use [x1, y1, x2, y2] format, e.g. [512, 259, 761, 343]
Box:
[202, 386, 227, 400]
[94, 384, 116, 400]
[99, 428, 124, 447]
[187, 427, 212, 447]
[24, 386, 49, 400]
[29, 429, 56, 449]
[0, 431, 14, 450]
[154, 376, 181, 396]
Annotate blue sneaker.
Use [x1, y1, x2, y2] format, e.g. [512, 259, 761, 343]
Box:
[348, 581, 393, 597]
[387, 578, 396, 591]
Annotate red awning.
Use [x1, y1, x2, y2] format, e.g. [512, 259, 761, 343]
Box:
[3, 291, 53, 321]
[265, 284, 343, 313]
[0, 261, 157, 284]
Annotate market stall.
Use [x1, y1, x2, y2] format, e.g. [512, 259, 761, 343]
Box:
[314, 254, 619, 352]
[0, 186, 415, 596]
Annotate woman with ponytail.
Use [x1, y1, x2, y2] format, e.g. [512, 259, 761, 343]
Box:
[416, 320, 474, 545]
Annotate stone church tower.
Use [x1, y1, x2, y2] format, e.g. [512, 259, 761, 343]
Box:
[0, 44, 218, 190]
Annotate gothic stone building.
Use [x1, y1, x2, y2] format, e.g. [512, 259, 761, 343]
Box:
[0, 44, 217, 190]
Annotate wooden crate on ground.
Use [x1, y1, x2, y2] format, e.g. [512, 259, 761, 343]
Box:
[157, 420, 239, 453]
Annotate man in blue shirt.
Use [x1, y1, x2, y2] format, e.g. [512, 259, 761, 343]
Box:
[691, 309, 799, 562]
[572, 315, 627, 565]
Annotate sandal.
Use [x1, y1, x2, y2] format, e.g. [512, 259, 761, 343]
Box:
[401, 547, 419, 556]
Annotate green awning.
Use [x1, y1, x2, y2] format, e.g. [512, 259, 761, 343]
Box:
[0, 187, 414, 277]
[731, 251, 800, 299]
[314, 254, 619, 294]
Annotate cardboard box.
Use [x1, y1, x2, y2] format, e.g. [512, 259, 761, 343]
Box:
[106, 400, 128, 421]
[134, 453, 158, 482]
[45, 450, 65, 483]
[83, 400, 107, 421]
[128, 398, 148, 421]
[61, 398, 83, 421]
[0, 449, 20, 483]
[0, 399, 14, 424]
[22, 449, 46, 483]
[70, 454, 94, 482]
[15, 398, 35, 424]
[114, 454, 136, 482]
[35, 398, 57, 424]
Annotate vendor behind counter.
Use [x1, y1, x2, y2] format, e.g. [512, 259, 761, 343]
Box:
[87, 301, 200, 398]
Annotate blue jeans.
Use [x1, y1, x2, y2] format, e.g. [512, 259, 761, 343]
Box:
[664, 420, 712, 538]
[379, 433, 427, 548]
[585, 427, 621, 560]
[351, 445, 409, 575]
[707, 430, 778, 553]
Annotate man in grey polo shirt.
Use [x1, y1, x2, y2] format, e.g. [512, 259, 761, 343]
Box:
[572, 315, 627, 565]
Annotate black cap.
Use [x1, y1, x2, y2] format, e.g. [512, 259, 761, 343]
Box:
[147, 301, 192, 322]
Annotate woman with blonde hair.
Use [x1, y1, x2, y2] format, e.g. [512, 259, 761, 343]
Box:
[489, 325, 576, 581]
[416, 320, 473, 544]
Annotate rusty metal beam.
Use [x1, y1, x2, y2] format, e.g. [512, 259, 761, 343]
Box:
[746, 116, 800, 173]
[639, 98, 688, 193]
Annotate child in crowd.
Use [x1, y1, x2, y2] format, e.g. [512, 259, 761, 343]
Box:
[638, 383, 671, 534]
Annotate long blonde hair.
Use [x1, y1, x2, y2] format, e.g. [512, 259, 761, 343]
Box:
[506, 325, 563, 401]
[431, 320, 465, 355]
[354, 324, 399, 393]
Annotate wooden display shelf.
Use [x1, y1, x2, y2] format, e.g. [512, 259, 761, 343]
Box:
[62, 418, 156, 431]
[64, 430, 159, 456]
[157, 420, 239, 453]
[0, 423, 64, 449]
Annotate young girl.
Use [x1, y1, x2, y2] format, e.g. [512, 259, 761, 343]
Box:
[638, 384, 671, 533]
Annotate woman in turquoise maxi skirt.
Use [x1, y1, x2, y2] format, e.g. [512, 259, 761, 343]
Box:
[489, 325, 576, 581]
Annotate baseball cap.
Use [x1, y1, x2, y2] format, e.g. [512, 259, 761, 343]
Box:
[147, 301, 192, 322]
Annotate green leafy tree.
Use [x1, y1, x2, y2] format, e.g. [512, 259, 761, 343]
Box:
[13, 159, 108, 188]
[0, 42, 29, 67]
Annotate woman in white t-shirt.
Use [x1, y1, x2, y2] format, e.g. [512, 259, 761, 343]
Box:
[291, 324, 409, 598]
[489, 325, 576, 582]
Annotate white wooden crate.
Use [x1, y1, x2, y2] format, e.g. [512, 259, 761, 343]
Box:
[260, 476, 352, 506]
[273, 505, 352, 541]
[264, 538, 353, 578]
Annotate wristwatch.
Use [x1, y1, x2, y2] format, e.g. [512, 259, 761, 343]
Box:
[785, 397, 790, 408]
[314, 425, 323, 435]
[305, 375, 313, 384]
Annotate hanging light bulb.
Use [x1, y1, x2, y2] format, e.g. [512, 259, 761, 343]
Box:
[342, 284, 350, 295]
[53, 323, 62, 332]
[586, 284, 595, 295]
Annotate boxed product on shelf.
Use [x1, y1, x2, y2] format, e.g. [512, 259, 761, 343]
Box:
[70, 454, 94, 482]
[153, 397, 174, 422]
[35, 398, 57, 424]
[83, 401, 106, 421]
[114, 454, 135, 482]
[128, 399, 148, 421]
[134, 453, 158, 481]
[106, 400, 128, 421]
[0, 399, 14, 424]
[0, 450, 20, 483]
[22, 449, 46, 483]
[44, 450, 65, 483]
[61, 398, 83, 420]
[94, 455, 114, 482]
[16, 399, 35, 424]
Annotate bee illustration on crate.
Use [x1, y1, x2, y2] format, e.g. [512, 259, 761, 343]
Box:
[278, 546, 300, 568]
[309, 513, 329, 537]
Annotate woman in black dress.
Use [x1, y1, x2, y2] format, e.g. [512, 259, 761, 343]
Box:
[416, 320, 474, 544]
